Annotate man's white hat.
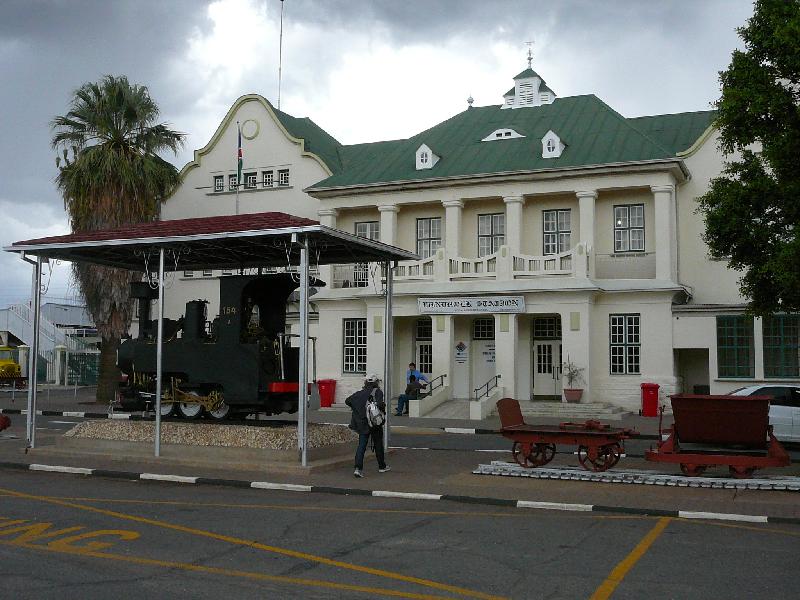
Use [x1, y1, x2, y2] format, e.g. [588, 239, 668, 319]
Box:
[365, 373, 381, 383]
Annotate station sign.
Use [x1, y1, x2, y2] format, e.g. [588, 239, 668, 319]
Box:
[418, 296, 525, 314]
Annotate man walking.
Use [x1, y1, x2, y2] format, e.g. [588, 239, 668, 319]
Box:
[345, 373, 390, 478]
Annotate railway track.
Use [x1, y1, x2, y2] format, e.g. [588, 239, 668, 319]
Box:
[474, 460, 800, 491]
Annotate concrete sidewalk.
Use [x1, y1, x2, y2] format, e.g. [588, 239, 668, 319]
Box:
[1, 384, 673, 437]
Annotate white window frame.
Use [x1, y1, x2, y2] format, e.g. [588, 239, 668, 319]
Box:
[478, 213, 505, 257]
[262, 170, 274, 187]
[213, 176, 224, 192]
[228, 174, 238, 191]
[610, 314, 641, 374]
[343, 318, 367, 373]
[614, 204, 645, 253]
[355, 221, 380, 241]
[277, 169, 290, 187]
[244, 172, 257, 189]
[473, 318, 495, 340]
[542, 209, 571, 255]
[416, 217, 442, 259]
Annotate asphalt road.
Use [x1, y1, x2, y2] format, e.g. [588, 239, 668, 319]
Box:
[1, 468, 798, 600]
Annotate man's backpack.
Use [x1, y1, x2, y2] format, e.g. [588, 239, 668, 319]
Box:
[366, 389, 385, 428]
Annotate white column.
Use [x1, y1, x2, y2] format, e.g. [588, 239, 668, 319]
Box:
[317, 208, 338, 228]
[753, 316, 764, 380]
[560, 305, 592, 403]
[442, 200, 463, 258]
[18, 345, 29, 378]
[317, 209, 338, 286]
[576, 190, 596, 278]
[431, 315, 454, 383]
[503, 196, 525, 255]
[495, 314, 518, 398]
[378, 205, 399, 246]
[651, 185, 677, 282]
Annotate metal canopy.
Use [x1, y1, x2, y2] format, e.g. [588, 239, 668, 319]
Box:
[5, 211, 417, 269]
[5, 211, 414, 466]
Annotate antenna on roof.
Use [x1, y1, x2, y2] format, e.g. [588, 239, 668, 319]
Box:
[525, 40, 534, 68]
[278, 0, 285, 110]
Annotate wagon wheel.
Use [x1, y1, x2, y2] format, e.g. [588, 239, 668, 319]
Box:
[577, 445, 615, 472]
[511, 441, 536, 468]
[679, 463, 707, 477]
[529, 443, 557, 466]
[728, 465, 756, 479]
[601, 443, 622, 469]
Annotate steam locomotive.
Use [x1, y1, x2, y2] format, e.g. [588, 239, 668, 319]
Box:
[117, 273, 317, 419]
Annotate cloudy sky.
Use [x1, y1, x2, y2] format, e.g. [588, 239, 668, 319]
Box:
[0, 0, 754, 308]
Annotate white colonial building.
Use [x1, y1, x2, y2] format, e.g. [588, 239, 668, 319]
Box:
[158, 64, 799, 416]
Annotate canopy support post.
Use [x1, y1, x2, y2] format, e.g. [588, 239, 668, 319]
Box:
[155, 247, 165, 458]
[383, 260, 394, 451]
[25, 255, 42, 448]
[298, 238, 310, 467]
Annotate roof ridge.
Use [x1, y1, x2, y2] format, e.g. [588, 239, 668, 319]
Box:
[586, 95, 675, 157]
[629, 108, 717, 120]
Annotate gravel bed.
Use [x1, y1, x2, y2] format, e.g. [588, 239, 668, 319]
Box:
[65, 420, 357, 450]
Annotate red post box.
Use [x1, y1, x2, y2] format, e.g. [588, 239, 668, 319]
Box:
[317, 379, 337, 408]
[640, 383, 660, 417]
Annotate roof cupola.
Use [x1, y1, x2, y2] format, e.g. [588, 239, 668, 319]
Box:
[501, 47, 556, 109]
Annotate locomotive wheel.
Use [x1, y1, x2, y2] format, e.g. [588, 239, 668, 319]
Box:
[207, 402, 231, 420]
[530, 443, 556, 466]
[577, 445, 616, 472]
[178, 391, 203, 419]
[679, 463, 707, 477]
[159, 401, 175, 417]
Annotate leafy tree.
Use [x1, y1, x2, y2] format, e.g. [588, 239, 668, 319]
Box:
[52, 75, 184, 402]
[698, 0, 800, 315]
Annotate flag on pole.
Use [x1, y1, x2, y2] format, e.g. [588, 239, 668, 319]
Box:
[237, 122, 243, 187]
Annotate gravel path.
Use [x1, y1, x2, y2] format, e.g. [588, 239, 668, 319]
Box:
[65, 420, 356, 450]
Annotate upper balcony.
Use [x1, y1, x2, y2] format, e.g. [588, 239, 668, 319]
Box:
[329, 244, 590, 289]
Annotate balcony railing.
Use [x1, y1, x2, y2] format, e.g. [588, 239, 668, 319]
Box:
[327, 244, 588, 289]
[512, 248, 573, 277]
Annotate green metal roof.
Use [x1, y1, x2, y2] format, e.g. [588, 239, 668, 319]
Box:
[627, 110, 717, 154]
[514, 68, 543, 80]
[308, 94, 693, 191]
[268, 101, 345, 173]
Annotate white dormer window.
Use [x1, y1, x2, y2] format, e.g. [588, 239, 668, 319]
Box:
[481, 128, 525, 142]
[415, 143, 439, 170]
[541, 130, 565, 158]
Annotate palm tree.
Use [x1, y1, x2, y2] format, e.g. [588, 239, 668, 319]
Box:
[52, 75, 184, 402]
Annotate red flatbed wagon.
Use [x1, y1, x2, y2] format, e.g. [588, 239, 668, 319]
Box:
[645, 394, 791, 478]
[496, 398, 638, 472]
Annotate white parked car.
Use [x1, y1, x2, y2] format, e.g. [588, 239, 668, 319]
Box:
[730, 384, 800, 443]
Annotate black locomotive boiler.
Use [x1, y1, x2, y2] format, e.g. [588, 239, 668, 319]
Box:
[117, 273, 317, 419]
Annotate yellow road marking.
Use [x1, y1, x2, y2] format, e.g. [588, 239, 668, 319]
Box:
[0, 538, 460, 599]
[0, 486, 505, 600]
[589, 517, 671, 600]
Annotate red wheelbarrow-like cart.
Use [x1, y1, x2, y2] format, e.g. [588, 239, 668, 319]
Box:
[497, 398, 638, 472]
[645, 394, 791, 478]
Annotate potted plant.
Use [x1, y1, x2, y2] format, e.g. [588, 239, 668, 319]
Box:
[562, 356, 585, 403]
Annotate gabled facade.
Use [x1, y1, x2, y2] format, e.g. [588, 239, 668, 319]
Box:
[159, 65, 799, 414]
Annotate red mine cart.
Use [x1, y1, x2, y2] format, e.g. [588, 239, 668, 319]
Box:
[645, 394, 791, 478]
[497, 398, 637, 472]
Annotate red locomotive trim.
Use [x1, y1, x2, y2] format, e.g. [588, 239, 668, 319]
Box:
[268, 382, 300, 393]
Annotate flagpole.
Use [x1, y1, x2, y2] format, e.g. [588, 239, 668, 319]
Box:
[278, 0, 285, 110]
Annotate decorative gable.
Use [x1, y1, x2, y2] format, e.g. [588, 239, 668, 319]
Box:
[482, 128, 525, 142]
[415, 143, 439, 170]
[541, 130, 565, 158]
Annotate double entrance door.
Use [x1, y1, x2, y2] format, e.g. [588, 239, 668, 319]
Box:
[533, 340, 562, 401]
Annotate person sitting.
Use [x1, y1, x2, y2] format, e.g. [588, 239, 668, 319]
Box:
[395, 374, 426, 416]
[406, 362, 429, 385]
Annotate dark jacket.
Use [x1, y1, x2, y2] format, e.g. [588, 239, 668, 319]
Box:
[404, 380, 425, 400]
[345, 384, 386, 435]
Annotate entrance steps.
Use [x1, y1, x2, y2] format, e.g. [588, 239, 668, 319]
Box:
[423, 400, 630, 421]
[514, 401, 631, 421]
